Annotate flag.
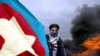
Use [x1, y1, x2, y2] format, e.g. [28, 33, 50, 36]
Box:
[0, 3, 45, 56]
[0, 17, 37, 56]
[0, 0, 49, 56]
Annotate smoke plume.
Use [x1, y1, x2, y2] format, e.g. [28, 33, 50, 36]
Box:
[71, 4, 100, 47]
[63, 4, 100, 56]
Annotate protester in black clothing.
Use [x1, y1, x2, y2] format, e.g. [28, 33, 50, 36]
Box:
[46, 24, 66, 56]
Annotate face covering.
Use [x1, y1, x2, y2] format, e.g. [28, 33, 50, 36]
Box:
[50, 33, 58, 37]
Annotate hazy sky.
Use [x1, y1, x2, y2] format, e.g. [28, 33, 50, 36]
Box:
[19, 0, 100, 40]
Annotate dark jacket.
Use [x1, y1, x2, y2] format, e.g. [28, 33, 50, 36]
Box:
[46, 34, 66, 56]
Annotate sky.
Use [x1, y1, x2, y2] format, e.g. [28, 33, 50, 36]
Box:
[19, 0, 100, 40]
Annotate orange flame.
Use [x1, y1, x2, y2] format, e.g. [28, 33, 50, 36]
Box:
[71, 34, 100, 56]
[71, 49, 97, 56]
[83, 35, 100, 50]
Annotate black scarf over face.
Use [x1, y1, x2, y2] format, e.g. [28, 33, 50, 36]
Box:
[50, 32, 58, 37]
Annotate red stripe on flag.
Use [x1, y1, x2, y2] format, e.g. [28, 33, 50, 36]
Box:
[0, 35, 5, 50]
[0, 4, 45, 56]
[18, 51, 35, 56]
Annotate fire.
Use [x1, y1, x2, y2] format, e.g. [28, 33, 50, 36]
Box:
[71, 34, 100, 56]
[71, 50, 97, 56]
[83, 35, 100, 50]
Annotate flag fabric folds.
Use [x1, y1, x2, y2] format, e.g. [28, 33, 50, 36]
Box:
[0, 3, 46, 56]
[0, 0, 49, 56]
[0, 17, 37, 56]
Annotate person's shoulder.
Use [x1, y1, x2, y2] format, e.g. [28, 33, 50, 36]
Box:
[46, 34, 49, 37]
[46, 34, 49, 40]
[58, 37, 63, 42]
[58, 36, 62, 40]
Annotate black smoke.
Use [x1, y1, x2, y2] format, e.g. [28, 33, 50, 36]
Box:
[71, 5, 100, 47]
[63, 4, 100, 56]
[63, 39, 80, 56]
